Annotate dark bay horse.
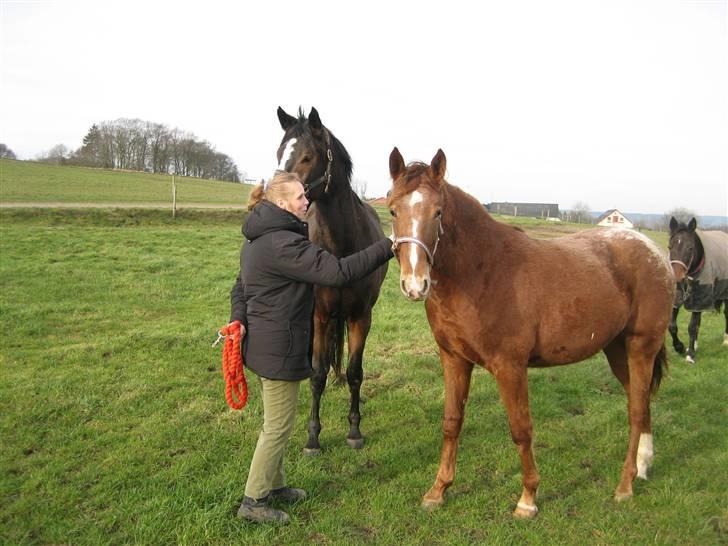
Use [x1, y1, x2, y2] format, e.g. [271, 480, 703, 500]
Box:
[276, 107, 388, 453]
[667, 216, 728, 364]
[387, 147, 674, 517]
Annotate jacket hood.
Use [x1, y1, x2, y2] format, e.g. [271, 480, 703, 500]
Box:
[243, 200, 308, 241]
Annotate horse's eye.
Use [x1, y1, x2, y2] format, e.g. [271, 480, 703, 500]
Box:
[300, 155, 311, 164]
[435, 209, 442, 218]
[389, 209, 397, 218]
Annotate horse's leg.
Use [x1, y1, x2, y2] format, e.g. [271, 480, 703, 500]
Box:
[722, 301, 728, 346]
[304, 313, 334, 455]
[493, 364, 540, 518]
[344, 313, 371, 449]
[667, 306, 685, 354]
[604, 336, 629, 390]
[686, 311, 701, 364]
[604, 337, 653, 480]
[614, 334, 658, 501]
[421, 350, 473, 511]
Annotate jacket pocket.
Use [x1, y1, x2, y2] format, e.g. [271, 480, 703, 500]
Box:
[286, 321, 310, 358]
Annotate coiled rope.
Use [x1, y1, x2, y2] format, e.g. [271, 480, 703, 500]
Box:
[216, 320, 248, 410]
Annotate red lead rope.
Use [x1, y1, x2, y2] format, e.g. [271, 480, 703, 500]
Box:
[218, 321, 248, 410]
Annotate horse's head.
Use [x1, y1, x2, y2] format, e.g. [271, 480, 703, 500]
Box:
[276, 106, 350, 202]
[387, 147, 446, 301]
[668, 216, 699, 281]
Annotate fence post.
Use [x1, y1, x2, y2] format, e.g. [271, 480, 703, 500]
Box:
[172, 175, 177, 219]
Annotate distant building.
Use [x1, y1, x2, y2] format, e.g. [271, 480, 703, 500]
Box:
[485, 202, 560, 219]
[367, 197, 388, 206]
[596, 209, 634, 229]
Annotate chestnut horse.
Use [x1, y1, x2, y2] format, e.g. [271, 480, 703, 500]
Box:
[276, 107, 388, 453]
[387, 148, 674, 517]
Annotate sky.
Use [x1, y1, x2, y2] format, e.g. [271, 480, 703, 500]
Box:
[1, 0, 726, 216]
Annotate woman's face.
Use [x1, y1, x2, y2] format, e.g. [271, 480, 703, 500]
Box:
[277, 181, 309, 220]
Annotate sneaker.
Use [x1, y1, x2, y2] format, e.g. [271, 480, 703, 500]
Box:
[270, 486, 307, 503]
[237, 496, 290, 524]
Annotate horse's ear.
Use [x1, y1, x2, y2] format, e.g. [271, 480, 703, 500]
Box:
[389, 147, 406, 180]
[277, 107, 296, 130]
[308, 107, 323, 134]
[688, 217, 697, 232]
[430, 149, 447, 182]
[669, 216, 678, 234]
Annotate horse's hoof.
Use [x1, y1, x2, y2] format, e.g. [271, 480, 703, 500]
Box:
[421, 497, 444, 511]
[513, 502, 539, 519]
[674, 343, 685, 354]
[686, 355, 695, 365]
[614, 489, 633, 502]
[346, 437, 364, 449]
[303, 447, 321, 457]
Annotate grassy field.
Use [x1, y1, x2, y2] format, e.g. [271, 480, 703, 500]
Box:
[0, 162, 722, 543]
[1, 205, 726, 546]
[0, 160, 251, 207]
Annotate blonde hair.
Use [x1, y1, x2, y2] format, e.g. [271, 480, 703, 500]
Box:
[247, 171, 303, 211]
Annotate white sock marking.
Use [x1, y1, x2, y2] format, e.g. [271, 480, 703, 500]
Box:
[636, 433, 653, 479]
[516, 501, 538, 513]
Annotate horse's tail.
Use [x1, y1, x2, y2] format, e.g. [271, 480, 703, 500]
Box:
[651, 343, 668, 395]
[329, 316, 346, 382]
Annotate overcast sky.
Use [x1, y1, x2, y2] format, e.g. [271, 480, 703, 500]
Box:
[1, 0, 726, 216]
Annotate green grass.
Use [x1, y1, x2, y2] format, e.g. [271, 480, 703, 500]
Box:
[0, 160, 251, 206]
[1, 208, 726, 545]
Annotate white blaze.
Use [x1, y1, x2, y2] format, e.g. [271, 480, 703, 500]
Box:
[408, 217, 420, 272]
[409, 191, 424, 207]
[407, 191, 424, 278]
[277, 138, 297, 171]
[400, 190, 430, 297]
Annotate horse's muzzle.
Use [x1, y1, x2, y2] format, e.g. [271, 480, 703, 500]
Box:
[400, 275, 431, 301]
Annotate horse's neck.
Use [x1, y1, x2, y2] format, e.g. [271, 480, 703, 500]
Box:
[310, 183, 360, 254]
[691, 232, 706, 274]
[433, 183, 520, 282]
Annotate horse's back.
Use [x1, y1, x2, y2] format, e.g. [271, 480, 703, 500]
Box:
[562, 228, 674, 300]
[523, 228, 674, 364]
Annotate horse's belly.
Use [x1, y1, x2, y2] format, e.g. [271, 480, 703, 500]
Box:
[534, 317, 625, 365]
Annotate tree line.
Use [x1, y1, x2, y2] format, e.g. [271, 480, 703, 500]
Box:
[38, 119, 242, 182]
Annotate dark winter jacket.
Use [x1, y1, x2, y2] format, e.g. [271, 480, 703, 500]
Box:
[230, 200, 393, 381]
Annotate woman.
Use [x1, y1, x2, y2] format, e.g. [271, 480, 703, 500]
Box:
[229, 171, 393, 524]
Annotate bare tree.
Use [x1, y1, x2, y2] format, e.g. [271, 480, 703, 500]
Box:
[570, 201, 592, 224]
[351, 177, 369, 199]
[68, 118, 242, 181]
[661, 207, 697, 231]
[36, 144, 69, 164]
[0, 143, 17, 159]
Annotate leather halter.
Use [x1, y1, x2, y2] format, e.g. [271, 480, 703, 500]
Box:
[669, 243, 705, 280]
[303, 129, 333, 198]
[392, 218, 444, 265]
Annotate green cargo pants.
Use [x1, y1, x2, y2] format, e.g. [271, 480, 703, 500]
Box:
[244, 377, 301, 500]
